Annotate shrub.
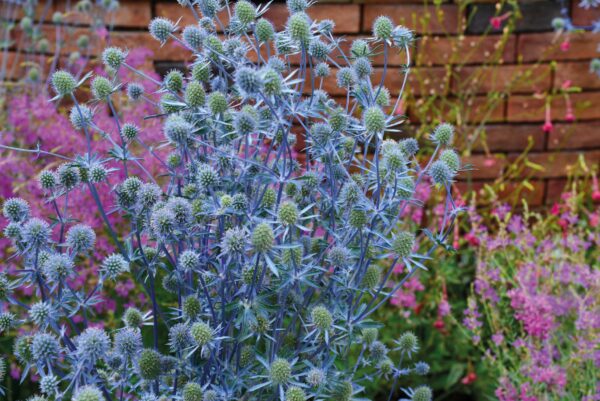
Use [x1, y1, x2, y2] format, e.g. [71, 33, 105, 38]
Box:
[0, 2, 464, 401]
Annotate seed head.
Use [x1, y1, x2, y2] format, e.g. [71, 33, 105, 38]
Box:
[138, 349, 162, 380]
[285, 387, 306, 401]
[235, 67, 263, 96]
[270, 358, 292, 385]
[397, 331, 419, 355]
[414, 361, 430, 375]
[75, 327, 110, 364]
[164, 115, 193, 145]
[102, 47, 126, 70]
[392, 231, 415, 258]
[51, 70, 77, 96]
[179, 250, 200, 271]
[315, 62, 330, 78]
[278, 201, 299, 226]
[208, 91, 228, 114]
[127, 83, 144, 101]
[311, 306, 333, 330]
[252, 223, 274, 253]
[91, 76, 113, 99]
[73, 386, 105, 401]
[373, 16, 394, 40]
[287, 12, 311, 46]
[115, 327, 142, 357]
[183, 25, 205, 50]
[361, 266, 381, 289]
[183, 296, 202, 320]
[123, 307, 144, 328]
[43, 253, 75, 282]
[190, 321, 213, 346]
[165, 69, 184, 92]
[31, 333, 60, 363]
[363, 106, 386, 134]
[183, 383, 203, 401]
[234, 0, 256, 25]
[256, 18, 275, 42]
[362, 327, 378, 344]
[3, 198, 30, 223]
[185, 81, 206, 107]
[22, 218, 51, 247]
[101, 253, 129, 279]
[308, 39, 330, 61]
[412, 386, 432, 401]
[440, 149, 460, 172]
[287, 0, 308, 13]
[40, 374, 59, 395]
[351, 39, 370, 57]
[429, 160, 453, 185]
[169, 323, 192, 352]
[69, 105, 93, 130]
[431, 123, 454, 146]
[336, 67, 357, 88]
[353, 57, 372, 78]
[149, 17, 175, 44]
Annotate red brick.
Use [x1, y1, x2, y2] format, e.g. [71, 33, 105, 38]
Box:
[547, 122, 600, 150]
[404, 66, 450, 97]
[12, 0, 150, 28]
[517, 31, 600, 63]
[554, 61, 600, 91]
[545, 178, 568, 204]
[417, 35, 517, 66]
[362, 4, 460, 34]
[470, 124, 546, 152]
[510, 150, 600, 178]
[409, 95, 505, 124]
[155, 3, 361, 33]
[454, 180, 546, 207]
[452, 64, 551, 94]
[507, 92, 600, 122]
[571, 4, 600, 26]
[460, 154, 507, 179]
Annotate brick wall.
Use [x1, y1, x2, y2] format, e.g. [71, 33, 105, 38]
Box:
[5, 0, 600, 205]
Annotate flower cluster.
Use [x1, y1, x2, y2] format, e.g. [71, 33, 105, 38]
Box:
[1, 1, 464, 401]
[463, 193, 599, 400]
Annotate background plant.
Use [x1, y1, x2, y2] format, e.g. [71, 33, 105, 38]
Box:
[0, 2, 464, 401]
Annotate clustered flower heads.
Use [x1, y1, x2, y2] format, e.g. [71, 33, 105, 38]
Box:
[1, 2, 464, 401]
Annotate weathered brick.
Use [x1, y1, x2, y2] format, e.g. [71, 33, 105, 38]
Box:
[554, 61, 600, 91]
[11, 0, 150, 27]
[507, 92, 600, 122]
[548, 122, 600, 150]
[510, 150, 600, 178]
[452, 64, 551, 94]
[470, 124, 546, 152]
[454, 180, 546, 207]
[409, 94, 506, 124]
[460, 154, 507, 179]
[362, 4, 460, 34]
[571, 3, 600, 26]
[399, 66, 449, 97]
[155, 2, 361, 33]
[517, 31, 600, 63]
[545, 178, 568, 204]
[466, 1, 563, 34]
[417, 35, 517, 66]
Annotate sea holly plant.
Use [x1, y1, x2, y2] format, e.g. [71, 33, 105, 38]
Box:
[1, 1, 463, 401]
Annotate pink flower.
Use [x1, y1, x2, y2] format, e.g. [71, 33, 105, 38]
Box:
[560, 40, 570, 52]
[490, 16, 502, 30]
[542, 121, 553, 133]
[492, 332, 504, 346]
